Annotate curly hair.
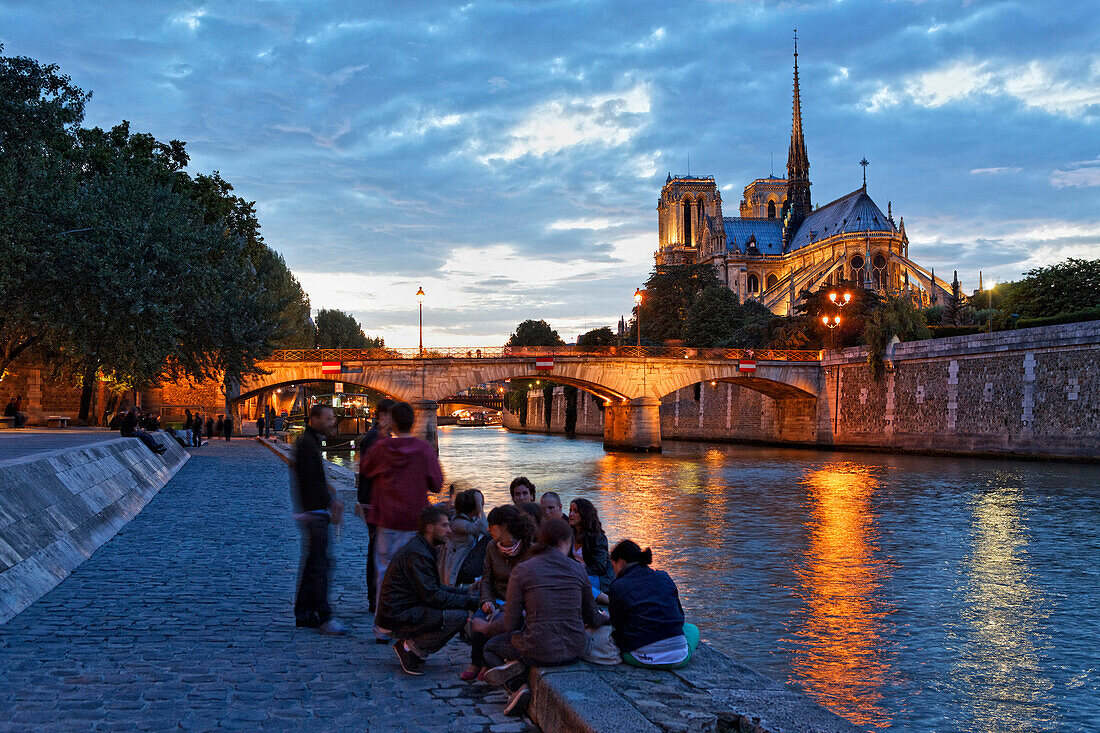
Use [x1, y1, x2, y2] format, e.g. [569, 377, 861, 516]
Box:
[486, 504, 535, 544]
[569, 497, 605, 564]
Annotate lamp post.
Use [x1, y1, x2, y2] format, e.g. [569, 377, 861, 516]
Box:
[416, 286, 425, 354]
[633, 288, 643, 348]
[821, 314, 841, 350]
[986, 279, 995, 333]
[821, 314, 843, 434]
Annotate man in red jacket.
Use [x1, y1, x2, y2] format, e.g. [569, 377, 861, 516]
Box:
[360, 401, 444, 640]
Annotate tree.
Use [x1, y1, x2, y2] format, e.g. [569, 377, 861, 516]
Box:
[683, 286, 742, 347]
[792, 280, 884, 349]
[0, 46, 89, 377]
[942, 271, 971, 326]
[506, 320, 564, 347]
[576, 327, 617, 348]
[731, 301, 779, 347]
[315, 309, 373, 348]
[633, 263, 723, 343]
[999, 258, 1100, 319]
[863, 296, 931, 379]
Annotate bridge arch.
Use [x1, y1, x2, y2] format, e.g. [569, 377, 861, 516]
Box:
[235, 376, 403, 405]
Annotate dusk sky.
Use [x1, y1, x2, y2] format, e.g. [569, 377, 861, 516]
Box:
[3, 1, 1098, 346]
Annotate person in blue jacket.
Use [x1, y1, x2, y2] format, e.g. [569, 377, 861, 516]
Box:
[607, 540, 699, 669]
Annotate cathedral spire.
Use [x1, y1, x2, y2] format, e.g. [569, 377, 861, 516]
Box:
[783, 30, 812, 250]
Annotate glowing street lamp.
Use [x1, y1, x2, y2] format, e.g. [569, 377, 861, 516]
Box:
[822, 314, 841, 349]
[634, 288, 644, 348]
[416, 286, 425, 354]
[828, 290, 852, 306]
[985, 279, 996, 332]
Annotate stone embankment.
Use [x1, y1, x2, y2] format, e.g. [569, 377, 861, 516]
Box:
[0, 433, 188, 624]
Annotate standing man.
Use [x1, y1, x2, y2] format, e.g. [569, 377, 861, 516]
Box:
[291, 403, 346, 635]
[377, 506, 479, 675]
[265, 405, 274, 438]
[360, 401, 444, 639]
[256, 411, 265, 441]
[357, 398, 396, 615]
[223, 412, 233, 441]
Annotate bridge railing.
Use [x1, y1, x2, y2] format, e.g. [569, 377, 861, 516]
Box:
[266, 346, 822, 362]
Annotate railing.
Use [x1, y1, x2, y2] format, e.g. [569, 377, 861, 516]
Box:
[265, 346, 822, 362]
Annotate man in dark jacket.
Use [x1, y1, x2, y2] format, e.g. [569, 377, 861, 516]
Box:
[360, 401, 444, 631]
[291, 403, 345, 634]
[223, 413, 233, 441]
[378, 506, 478, 675]
[357, 398, 396, 614]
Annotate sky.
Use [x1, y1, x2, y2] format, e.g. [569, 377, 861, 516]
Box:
[2, 0, 1098, 346]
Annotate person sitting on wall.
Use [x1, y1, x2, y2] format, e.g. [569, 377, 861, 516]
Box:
[376, 506, 479, 676]
[568, 497, 615, 598]
[539, 491, 563, 523]
[473, 518, 608, 717]
[607, 540, 699, 669]
[509, 476, 536, 505]
[119, 407, 166, 455]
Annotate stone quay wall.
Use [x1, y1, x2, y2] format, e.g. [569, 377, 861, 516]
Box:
[0, 435, 188, 624]
[507, 321, 1100, 460]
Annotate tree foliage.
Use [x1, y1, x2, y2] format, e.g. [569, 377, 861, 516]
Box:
[507, 319, 564, 347]
[864, 296, 931, 380]
[998, 258, 1100, 319]
[682, 287, 742, 347]
[792, 280, 884, 349]
[576, 327, 617, 348]
[315, 308, 382, 349]
[633, 263, 722, 343]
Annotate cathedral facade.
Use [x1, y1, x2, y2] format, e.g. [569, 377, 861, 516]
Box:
[654, 43, 951, 316]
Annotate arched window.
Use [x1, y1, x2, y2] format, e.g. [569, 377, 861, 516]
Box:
[767, 201, 776, 219]
[747, 274, 759, 293]
[766, 273, 779, 291]
[850, 255, 865, 285]
[683, 199, 692, 244]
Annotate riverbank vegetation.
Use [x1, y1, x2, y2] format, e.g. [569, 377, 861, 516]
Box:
[0, 47, 313, 422]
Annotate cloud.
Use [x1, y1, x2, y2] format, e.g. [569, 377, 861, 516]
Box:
[970, 167, 1022, 175]
[1051, 157, 1100, 188]
[866, 57, 1100, 118]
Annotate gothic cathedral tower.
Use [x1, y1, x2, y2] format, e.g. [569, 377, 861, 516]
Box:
[781, 32, 811, 252]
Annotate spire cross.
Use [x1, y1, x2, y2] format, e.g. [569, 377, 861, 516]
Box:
[860, 157, 869, 189]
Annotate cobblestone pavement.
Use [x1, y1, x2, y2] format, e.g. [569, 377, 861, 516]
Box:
[0, 440, 534, 732]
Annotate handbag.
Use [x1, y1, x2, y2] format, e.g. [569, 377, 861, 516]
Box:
[584, 625, 621, 665]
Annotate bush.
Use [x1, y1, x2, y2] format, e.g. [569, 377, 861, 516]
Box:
[1015, 307, 1100, 329]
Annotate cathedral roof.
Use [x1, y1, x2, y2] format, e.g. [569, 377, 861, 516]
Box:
[723, 218, 784, 255]
[788, 188, 894, 251]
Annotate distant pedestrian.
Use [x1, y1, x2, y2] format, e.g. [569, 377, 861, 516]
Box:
[215, 415, 224, 438]
[223, 413, 233, 441]
[509, 477, 536, 505]
[291, 403, 345, 635]
[265, 405, 275, 437]
[377, 506, 479, 675]
[360, 401, 444, 640]
[184, 410, 194, 444]
[192, 413, 203, 447]
[206, 416, 214, 439]
[256, 414, 265, 441]
[356, 398, 396, 615]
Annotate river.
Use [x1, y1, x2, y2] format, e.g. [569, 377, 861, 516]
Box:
[330, 425, 1100, 731]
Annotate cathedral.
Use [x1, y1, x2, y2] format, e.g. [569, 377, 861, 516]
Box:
[654, 40, 951, 316]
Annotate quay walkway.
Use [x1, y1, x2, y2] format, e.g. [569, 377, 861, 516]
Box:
[0, 439, 532, 732]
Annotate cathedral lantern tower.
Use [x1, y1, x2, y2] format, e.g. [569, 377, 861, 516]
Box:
[781, 32, 812, 251]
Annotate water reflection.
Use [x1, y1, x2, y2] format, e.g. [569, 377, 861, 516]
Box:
[789, 463, 892, 728]
[955, 477, 1057, 731]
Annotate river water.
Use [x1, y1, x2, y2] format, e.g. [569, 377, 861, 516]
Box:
[332, 426, 1100, 731]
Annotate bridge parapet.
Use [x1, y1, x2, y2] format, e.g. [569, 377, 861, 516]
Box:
[267, 346, 822, 362]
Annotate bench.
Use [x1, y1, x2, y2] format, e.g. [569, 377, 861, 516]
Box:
[0, 416, 15, 429]
[46, 416, 71, 428]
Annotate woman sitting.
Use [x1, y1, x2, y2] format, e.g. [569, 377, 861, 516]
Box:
[438, 489, 487, 586]
[607, 540, 699, 669]
[567, 498, 615, 596]
[463, 505, 535, 681]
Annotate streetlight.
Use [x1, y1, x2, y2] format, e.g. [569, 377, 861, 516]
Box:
[822, 314, 841, 350]
[985, 279, 996, 332]
[633, 288, 643, 348]
[828, 291, 852, 306]
[416, 286, 425, 354]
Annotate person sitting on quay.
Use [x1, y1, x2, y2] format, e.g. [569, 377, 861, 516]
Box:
[377, 506, 480, 676]
[119, 407, 166, 455]
[568, 497, 615, 599]
[472, 518, 609, 717]
[607, 540, 699, 669]
[539, 491, 563, 523]
[4, 396, 27, 428]
[360, 401, 444, 642]
[509, 476, 536, 505]
[438, 488, 488, 587]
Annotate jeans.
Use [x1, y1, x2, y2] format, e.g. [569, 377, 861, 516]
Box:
[483, 632, 543, 669]
[294, 513, 332, 627]
[404, 609, 468, 658]
[374, 528, 416, 613]
[366, 523, 378, 612]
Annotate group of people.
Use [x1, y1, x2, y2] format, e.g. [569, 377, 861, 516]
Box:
[3, 396, 28, 427]
[290, 399, 698, 718]
[182, 409, 234, 446]
[117, 407, 168, 455]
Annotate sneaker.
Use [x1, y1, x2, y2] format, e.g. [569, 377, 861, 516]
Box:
[459, 666, 480, 682]
[503, 684, 531, 717]
[393, 640, 425, 676]
[483, 660, 526, 687]
[318, 619, 347, 636]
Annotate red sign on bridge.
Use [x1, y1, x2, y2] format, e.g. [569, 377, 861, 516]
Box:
[534, 358, 554, 371]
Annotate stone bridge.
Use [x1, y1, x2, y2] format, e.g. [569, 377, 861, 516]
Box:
[234, 347, 823, 451]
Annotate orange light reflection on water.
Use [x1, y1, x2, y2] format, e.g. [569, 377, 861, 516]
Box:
[791, 463, 892, 728]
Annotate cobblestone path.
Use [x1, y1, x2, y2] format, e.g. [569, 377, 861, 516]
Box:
[0, 440, 533, 732]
